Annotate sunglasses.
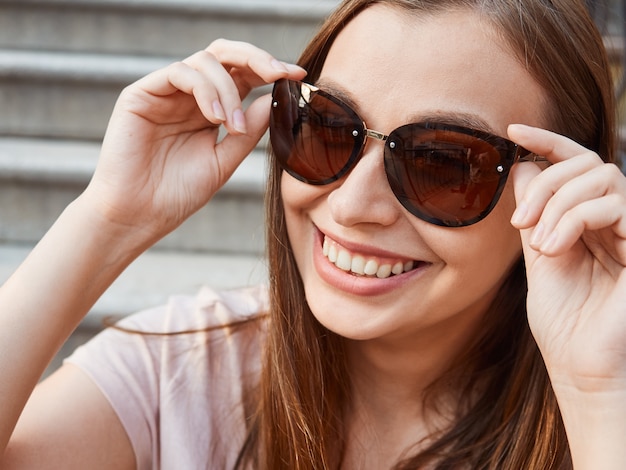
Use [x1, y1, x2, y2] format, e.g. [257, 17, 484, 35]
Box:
[269, 79, 544, 227]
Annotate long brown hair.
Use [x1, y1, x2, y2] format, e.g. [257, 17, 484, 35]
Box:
[236, 1, 616, 468]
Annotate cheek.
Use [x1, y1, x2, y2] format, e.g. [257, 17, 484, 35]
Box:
[282, 175, 304, 253]
[282, 174, 312, 240]
[281, 172, 326, 213]
[423, 185, 522, 293]
[468, 185, 522, 266]
[281, 173, 327, 263]
[281, 172, 305, 209]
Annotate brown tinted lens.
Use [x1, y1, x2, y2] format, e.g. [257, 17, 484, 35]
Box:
[385, 125, 506, 226]
[270, 80, 364, 184]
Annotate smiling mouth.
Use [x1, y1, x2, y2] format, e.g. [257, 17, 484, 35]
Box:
[322, 235, 421, 279]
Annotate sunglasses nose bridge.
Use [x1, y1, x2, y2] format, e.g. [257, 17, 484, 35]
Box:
[365, 128, 389, 143]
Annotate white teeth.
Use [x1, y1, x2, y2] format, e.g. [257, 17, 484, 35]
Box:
[328, 244, 338, 263]
[322, 236, 416, 279]
[392, 262, 404, 275]
[351, 256, 366, 275]
[364, 260, 379, 276]
[336, 250, 352, 271]
[376, 264, 392, 279]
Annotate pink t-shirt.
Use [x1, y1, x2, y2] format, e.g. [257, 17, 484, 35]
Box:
[66, 285, 269, 470]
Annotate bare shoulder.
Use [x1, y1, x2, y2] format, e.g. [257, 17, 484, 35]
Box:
[2, 364, 135, 470]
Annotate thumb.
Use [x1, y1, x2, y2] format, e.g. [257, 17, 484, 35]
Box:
[214, 93, 272, 179]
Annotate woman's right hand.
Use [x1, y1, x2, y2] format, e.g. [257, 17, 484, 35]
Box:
[83, 39, 306, 246]
[0, 41, 305, 466]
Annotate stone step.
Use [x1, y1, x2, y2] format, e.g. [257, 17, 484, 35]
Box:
[0, 243, 267, 322]
[0, 49, 272, 140]
[3, 5, 619, 142]
[0, 137, 267, 254]
[0, 0, 337, 140]
[0, 49, 171, 140]
[0, 0, 336, 57]
[0, 0, 327, 377]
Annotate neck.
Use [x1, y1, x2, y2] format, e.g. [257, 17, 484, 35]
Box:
[346, 303, 489, 402]
[341, 302, 492, 466]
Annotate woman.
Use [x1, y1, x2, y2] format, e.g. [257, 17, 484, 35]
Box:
[1, 0, 625, 468]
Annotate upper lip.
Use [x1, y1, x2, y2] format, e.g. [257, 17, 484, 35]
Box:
[316, 226, 426, 263]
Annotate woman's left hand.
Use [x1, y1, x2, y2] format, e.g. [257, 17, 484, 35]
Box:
[509, 124, 626, 468]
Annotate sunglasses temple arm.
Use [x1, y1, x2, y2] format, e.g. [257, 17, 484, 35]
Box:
[517, 150, 550, 165]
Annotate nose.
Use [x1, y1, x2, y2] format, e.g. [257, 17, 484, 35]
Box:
[326, 141, 403, 227]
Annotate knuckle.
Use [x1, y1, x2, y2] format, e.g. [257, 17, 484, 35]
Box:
[169, 60, 187, 70]
[207, 38, 227, 49]
[185, 50, 216, 65]
[205, 38, 234, 55]
[118, 84, 135, 101]
[581, 149, 602, 165]
[604, 162, 624, 178]
[167, 61, 195, 81]
[607, 191, 625, 208]
[595, 162, 625, 190]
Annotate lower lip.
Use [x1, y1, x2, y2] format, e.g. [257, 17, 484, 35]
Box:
[312, 228, 429, 297]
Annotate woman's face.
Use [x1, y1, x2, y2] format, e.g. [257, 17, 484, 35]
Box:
[282, 5, 548, 346]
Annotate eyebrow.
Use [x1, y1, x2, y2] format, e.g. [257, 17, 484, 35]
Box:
[313, 78, 500, 137]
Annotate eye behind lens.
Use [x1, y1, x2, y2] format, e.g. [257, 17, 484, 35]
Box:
[270, 79, 366, 185]
[384, 123, 513, 227]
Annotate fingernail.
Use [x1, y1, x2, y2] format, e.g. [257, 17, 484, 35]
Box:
[507, 123, 532, 140]
[285, 63, 307, 74]
[530, 222, 545, 246]
[233, 108, 247, 134]
[511, 201, 528, 225]
[212, 100, 226, 122]
[271, 59, 289, 73]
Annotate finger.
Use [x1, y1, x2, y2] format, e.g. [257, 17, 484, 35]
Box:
[188, 41, 306, 135]
[206, 39, 307, 96]
[508, 124, 605, 233]
[540, 192, 626, 258]
[183, 50, 248, 134]
[529, 163, 626, 250]
[214, 94, 273, 181]
[131, 61, 226, 126]
[511, 152, 603, 230]
[507, 123, 596, 164]
[130, 44, 306, 135]
[510, 155, 543, 265]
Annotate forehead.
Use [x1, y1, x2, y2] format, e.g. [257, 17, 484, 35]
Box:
[318, 4, 548, 136]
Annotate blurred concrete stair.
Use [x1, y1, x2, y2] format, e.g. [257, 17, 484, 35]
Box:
[0, 0, 338, 367]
